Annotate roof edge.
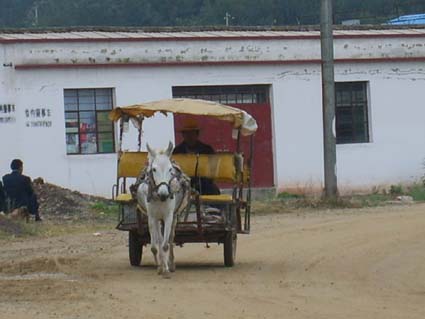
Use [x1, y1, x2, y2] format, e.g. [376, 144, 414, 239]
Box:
[1, 24, 425, 34]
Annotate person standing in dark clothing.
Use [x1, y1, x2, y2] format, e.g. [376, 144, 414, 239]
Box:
[2, 159, 42, 221]
[173, 118, 220, 195]
[0, 181, 5, 213]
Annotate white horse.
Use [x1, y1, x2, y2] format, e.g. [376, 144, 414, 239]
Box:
[136, 142, 190, 278]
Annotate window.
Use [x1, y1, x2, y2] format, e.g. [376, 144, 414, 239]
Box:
[172, 85, 269, 104]
[335, 82, 370, 144]
[64, 88, 115, 154]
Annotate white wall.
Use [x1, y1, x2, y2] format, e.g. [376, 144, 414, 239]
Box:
[6, 35, 425, 65]
[271, 61, 425, 192]
[0, 67, 178, 196]
[1, 32, 425, 197]
[335, 62, 425, 190]
[272, 66, 325, 191]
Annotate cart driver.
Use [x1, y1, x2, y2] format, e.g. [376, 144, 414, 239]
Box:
[173, 118, 220, 196]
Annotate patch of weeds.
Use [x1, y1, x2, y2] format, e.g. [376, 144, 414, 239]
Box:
[253, 196, 360, 214]
[297, 197, 359, 209]
[0, 217, 26, 237]
[251, 200, 291, 215]
[20, 223, 43, 236]
[253, 192, 399, 215]
[351, 193, 391, 207]
[252, 182, 425, 216]
[90, 201, 119, 218]
[0, 218, 116, 241]
[422, 158, 425, 187]
[390, 184, 404, 196]
[0, 217, 39, 238]
[407, 184, 425, 201]
[0, 230, 9, 240]
[277, 192, 305, 200]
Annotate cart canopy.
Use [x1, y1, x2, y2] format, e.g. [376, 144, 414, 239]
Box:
[109, 98, 257, 136]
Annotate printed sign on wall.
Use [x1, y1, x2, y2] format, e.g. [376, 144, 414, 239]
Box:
[0, 104, 16, 124]
[25, 108, 53, 128]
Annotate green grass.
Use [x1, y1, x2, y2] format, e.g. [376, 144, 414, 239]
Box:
[0, 217, 116, 241]
[90, 201, 119, 217]
[351, 193, 392, 207]
[277, 192, 305, 200]
[390, 184, 404, 195]
[275, 191, 392, 209]
[0, 200, 119, 241]
[408, 184, 425, 201]
[386, 183, 425, 202]
[273, 183, 425, 211]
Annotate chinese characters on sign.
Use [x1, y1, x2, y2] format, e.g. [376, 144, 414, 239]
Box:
[25, 108, 53, 128]
[0, 104, 16, 124]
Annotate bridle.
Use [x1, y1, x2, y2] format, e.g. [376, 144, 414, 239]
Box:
[132, 159, 191, 218]
[146, 164, 178, 202]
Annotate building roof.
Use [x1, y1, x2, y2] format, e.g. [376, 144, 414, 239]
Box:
[1, 26, 425, 43]
[388, 14, 425, 25]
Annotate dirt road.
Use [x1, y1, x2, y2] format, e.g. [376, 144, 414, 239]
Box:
[1, 204, 425, 319]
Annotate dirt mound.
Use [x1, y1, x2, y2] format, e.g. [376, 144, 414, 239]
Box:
[33, 180, 113, 218]
[0, 181, 115, 237]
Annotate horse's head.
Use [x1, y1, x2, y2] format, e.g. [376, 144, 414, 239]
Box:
[146, 141, 175, 202]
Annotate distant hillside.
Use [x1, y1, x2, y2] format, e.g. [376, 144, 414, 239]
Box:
[1, 0, 425, 28]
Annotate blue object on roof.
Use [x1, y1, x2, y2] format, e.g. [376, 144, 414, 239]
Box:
[388, 14, 425, 25]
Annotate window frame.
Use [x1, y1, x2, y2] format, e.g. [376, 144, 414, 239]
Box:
[172, 85, 270, 104]
[64, 88, 116, 155]
[335, 81, 371, 145]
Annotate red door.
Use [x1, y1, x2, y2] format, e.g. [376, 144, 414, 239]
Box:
[173, 86, 274, 188]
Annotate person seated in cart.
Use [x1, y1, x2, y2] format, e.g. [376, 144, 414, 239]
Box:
[174, 118, 220, 196]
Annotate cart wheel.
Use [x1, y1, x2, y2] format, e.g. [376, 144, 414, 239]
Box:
[129, 231, 143, 266]
[224, 231, 237, 267]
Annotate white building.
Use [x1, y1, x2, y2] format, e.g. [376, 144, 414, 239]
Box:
[1, 27, 424, 197]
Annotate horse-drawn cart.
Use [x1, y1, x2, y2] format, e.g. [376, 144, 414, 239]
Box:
[109, 99, 257, 267]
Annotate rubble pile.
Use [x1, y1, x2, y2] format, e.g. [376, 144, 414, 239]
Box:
[33, 179, 113, 218]
[0, 179, 115, 236]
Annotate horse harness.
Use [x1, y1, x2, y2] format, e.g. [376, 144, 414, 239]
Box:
[132, 161, 191, 205]
[146, 166, 176, 202]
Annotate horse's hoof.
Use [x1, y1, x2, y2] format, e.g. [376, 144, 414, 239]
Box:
[157, 267, 163, 275]
[168, 263, 176, 272]
[162, 271, 171, 279]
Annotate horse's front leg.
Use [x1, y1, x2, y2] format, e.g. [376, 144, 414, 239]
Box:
[156, 220, 165, 275]
[168, 215, 178, 272]
[148, 215, 159, 268]
[160, 212, 175, 278]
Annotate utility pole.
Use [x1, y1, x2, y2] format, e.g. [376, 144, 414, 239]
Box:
[320, 0, 338, 198]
